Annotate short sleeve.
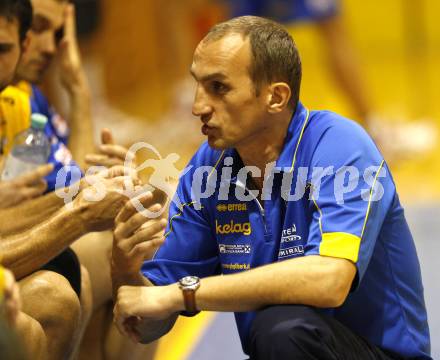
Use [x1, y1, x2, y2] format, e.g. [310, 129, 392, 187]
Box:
[142, 157, 220, 285]
[304, 123, 395, 286]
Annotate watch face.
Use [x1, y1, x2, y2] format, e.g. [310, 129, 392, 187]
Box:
[180, 276, 199, 287]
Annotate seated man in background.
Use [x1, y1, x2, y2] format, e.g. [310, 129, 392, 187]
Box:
[1, 0, 50, 210]
[0, 0, 156, 359]
[113, 16, 431, 360]
[1, 164, 142, 359]
[0, 0, 91, 192]
[1, 0, 160, 359]
[1, 1, 87, 358]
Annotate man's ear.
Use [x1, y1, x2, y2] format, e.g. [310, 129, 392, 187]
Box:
[266, 82, 291, 114]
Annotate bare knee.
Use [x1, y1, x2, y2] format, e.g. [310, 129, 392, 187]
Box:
[20, 270, 81, 330]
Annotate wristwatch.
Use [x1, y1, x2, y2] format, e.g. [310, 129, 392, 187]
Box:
[178, 276, 200, 316]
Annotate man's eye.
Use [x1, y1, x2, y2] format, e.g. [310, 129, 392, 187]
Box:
[31, 16, 50, 34]
[211, 81, 229, 94]
[0, 44, 13, 53]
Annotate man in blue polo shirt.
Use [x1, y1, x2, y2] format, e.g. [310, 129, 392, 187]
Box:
[112, 16, 431, 359]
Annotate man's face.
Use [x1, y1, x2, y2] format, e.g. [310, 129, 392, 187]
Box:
[191, 34, 269, 150]
[0, 16, 20, 91]
[15, 0, 66, 83]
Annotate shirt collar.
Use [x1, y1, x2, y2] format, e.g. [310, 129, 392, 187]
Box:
[274, 101, 310, 173]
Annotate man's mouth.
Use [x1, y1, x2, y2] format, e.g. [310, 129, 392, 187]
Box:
[201, 124, 213, 136]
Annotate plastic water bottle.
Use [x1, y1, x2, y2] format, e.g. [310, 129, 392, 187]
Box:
[1, 113, 51, 181]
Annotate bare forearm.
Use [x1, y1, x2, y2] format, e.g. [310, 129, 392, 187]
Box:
[68, 82, 95, 169]
[0, 206, 87, 279]
[193, 256, 355, 312]
[128, 256, 354, 344]
[0, 192, 64, 235]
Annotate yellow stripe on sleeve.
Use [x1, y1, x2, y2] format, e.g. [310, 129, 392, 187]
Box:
[319, 232, 361, 263]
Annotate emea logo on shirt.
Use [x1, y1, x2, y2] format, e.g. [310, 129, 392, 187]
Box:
[216, 220, 252, 236]
[278, 245, 304, 259]
[219, 244, 251, 254]
[216, 203, 248, 212]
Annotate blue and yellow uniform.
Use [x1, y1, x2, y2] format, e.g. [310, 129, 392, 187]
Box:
[0, 82, 81, 191]
[227, 0, 339, 23]
[142, 102, 431, 358]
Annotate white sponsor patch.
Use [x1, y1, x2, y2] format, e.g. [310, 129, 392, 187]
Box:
[281, 224, 301, 243]
[219, 244, 251, 255]
[278, 245, 304, 259]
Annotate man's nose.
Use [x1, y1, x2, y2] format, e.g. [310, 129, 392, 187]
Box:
[192, 86, 212, 118]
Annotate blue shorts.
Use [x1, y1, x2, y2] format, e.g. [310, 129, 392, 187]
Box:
[228, 0, 339, 23]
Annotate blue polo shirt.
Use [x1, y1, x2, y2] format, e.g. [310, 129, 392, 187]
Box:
[142, 102, 431, 358]
[30, 84, 82, 190]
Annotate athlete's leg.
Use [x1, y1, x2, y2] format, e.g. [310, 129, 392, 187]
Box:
[104, 317, 158, 360]
[73, 232, 158, 360]
[72, 232, 113, 311]
[249, 305, 400, 360]
[70, 265, 94, 360]
[19, 270, 82, 360]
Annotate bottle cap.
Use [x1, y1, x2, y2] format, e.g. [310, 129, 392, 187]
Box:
[31, 113, 48, 130]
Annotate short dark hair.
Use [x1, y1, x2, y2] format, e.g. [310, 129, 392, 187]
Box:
[0, 0, 33, 41]
[204, 16, 302, 110]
